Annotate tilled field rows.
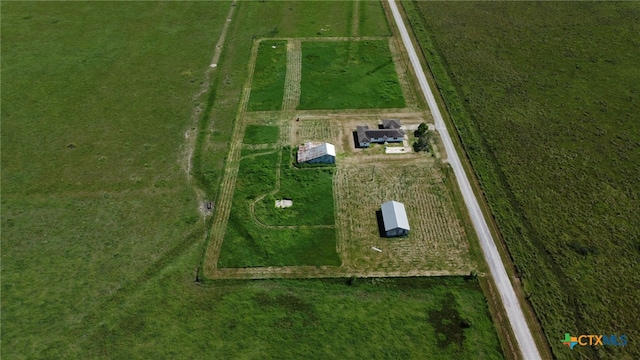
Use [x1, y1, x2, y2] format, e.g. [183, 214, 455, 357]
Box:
[334, 161, 472, 273]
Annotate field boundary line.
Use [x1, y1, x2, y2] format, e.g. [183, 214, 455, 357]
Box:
[209, 266, 469, 280]
[282, 39, 302, 114]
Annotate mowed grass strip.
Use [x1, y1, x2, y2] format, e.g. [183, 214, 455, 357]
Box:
[254, 147, 335, 226]
[218, 151, 339, 268]
[299, 40, 406, 110]
[405, 1, 640, 358]
[247, 40, 287, 111]
[243, 124, 279, 144]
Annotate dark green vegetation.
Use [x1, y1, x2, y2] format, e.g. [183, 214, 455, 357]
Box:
[255, 148, 335, 226]
[247, 40, 287, 111]
[242, 124, 280, 145]
[299, 40, 406, 109]
[405, 1, 640, 359]
[413, 122, 431, 152]
[217, 151, 339, 268]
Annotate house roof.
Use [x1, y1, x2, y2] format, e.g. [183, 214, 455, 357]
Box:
[356, 126, 405, 143]
[381, 200, 410, 231]
[297, 142, 336, 162]
[383, 119, 402, 129]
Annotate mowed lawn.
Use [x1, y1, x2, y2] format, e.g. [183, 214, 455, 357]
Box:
[405, 1, 640, 359]
[299, 40, 406, 109]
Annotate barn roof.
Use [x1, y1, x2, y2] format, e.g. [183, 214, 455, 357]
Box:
[381, 200, 410, 231]
[297, 142, 336, 162]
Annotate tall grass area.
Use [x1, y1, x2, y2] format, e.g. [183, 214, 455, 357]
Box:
[254, 148, 335, 226]
[299, 40, 406, 109]
[247, 40, 287, 111]
[217, 151, 339, 268]
[404, 1, 640, 359]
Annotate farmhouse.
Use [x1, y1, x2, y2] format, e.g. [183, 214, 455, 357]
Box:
[297, 142, 336, 164]
[356, 120, 405, 148]
[381, 200, 410, 237]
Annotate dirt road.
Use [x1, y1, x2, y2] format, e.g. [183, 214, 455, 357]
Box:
[386, 1, 542, 359]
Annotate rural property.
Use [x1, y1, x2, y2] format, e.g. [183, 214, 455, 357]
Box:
[5, 1, 636, 359]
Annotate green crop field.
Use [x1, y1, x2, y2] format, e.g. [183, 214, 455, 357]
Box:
[217, 151, 339, 268]
[247, 40, 287, 111]
[299, 40, 406, 110]
[243, 124, 280, 144]
[404, 1, 640, 359]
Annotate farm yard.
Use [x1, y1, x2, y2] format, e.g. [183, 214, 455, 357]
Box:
[334, 160, 472, 273]
[3, 1, 506, 359]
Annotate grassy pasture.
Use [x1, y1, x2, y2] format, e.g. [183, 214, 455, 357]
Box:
[88, 275, 503, 359]
[217, 151, 339, 268]
[247, 40, 287, 111]
[405, 1, 640, 358]
[299, 40, 406, 110]
[254, 148, 335, 226]
[243, 124, 280, 144]
[1, 1, 231, 358]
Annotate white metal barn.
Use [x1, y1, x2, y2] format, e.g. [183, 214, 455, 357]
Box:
[297, 142, 336, 164]
[381, 200, 410, 237]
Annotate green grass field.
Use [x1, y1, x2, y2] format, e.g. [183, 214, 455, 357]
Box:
[243, 124, 280, 144]
[217, 151, 339, 268]
[254, 148, 335, 226]
[247, 40, 288, 111]
[404, 1, 640, 359]
[299, 40, 406, 109]
[1, 2, 232, 358]
[2, 1, 503, 358]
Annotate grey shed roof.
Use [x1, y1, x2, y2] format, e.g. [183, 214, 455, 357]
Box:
[381, 201, 410, 231]
[382, 119, 402, 129]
